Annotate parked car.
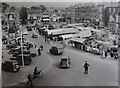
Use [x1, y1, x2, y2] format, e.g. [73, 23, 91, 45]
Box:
[30, 48, 37, 57]
[49, 44, 64, 55]
[89, 46, 100, 55]
[2, 36, 7, 41]
[23, 31, 28, 35]
[32, 33, 38, 38]
[59, 56, 70, 68]
[17, 54, 32, 65]
[6, 43, 17, 49]
[2, 60, 20, 72]
[27, 28, 32, 31]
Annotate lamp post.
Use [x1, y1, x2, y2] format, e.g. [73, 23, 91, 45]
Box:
[19, 20, 24, 68]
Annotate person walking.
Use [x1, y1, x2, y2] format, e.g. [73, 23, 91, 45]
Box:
[27, 73, 33, 87]
[45, 38, 47, 42]
[40, 44, 43, 51]
[33, 67, 38, 79]
[83, 61, 90, 74]
[105, 51, 107, 58]
[110, 51, 114, 59]
[34, 41, 37, 48]
[37, 48, 41, 56]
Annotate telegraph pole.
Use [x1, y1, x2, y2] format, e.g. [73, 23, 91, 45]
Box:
[19, 20, 24, 68]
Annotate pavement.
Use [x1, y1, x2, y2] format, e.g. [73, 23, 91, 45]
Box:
[2, 25, 52, 87]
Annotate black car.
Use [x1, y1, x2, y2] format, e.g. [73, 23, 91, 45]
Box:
[6, 43, 17, 49]
[2, 36, 7, 41]
[32, 33, 38, 38]
[59, 56, 70, 68]
[17, 54, 32, 65]
[49, 44, 64, 55]
[27, 28, 32, 31]
[2, 61, 20, 72]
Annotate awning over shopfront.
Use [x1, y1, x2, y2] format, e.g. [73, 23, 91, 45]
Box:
[61, 34, 77, 40]
[47, 28, 79, 36]
[43, 19, 50, 21]
[70, 38, 86, 44]
[77, 31, 91, 38]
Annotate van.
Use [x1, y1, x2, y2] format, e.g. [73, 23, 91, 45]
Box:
[49, 44, 64, 55]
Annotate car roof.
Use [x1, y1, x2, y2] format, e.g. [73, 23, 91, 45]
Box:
[61, 56, 69, 59]
[52, 44, 63, 48]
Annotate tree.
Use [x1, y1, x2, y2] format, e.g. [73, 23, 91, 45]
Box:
[10, 6, 15, 12]
[20, 7, 28, 24]
[31, 6, 40, 10]
[53, 9, 58, 13]
[2, 2, 9, 13]
[40, 5, 46, 13]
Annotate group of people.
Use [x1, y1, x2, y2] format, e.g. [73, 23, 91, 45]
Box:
[27, 67, 42, 87]
[26, 61, 90, 86]
[34, 41, 43, 56]
[37, 44, 43, 56]
[101, 50, 118, 59]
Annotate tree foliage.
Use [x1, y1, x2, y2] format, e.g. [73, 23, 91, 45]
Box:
[2, 2, 9, 13]
[31, 6, 40, 10]
[20, 7, 28, 24]
[40, 4, 46, 13]
[10, 6, 15, 12]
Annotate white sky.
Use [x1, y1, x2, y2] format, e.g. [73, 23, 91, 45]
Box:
[0, 0, 119, 2]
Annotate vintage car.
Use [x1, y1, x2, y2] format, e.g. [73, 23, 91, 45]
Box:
[30, 48, 37, 57]
[59, 56, 70, 68]
[6, 43, 17, 49]
[2, 60, 20, 72]
[27, 27, 32, 31]
[49, 44, 64, 55]
[17, 54, 32, 65]
[32, 33, 38, 38]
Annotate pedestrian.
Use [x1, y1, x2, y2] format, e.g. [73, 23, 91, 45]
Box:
[101, 50, 105, 59]
[37, 48, 41, 56]
[110, 51, 114, 59]
[27, 73, 33, 87]
[45, 38, 47, 42]
[105, 51, 107, 58]
[114, 52, 118, 60]
[83, 61, 90, 74]
[40, 44, 43, 51]
[34, 41, 36, 48]
[33, 67, 38, 79]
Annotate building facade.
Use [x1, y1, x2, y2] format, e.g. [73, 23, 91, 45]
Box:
[27, 9, 42, 25]
[105, 2, 120, 35]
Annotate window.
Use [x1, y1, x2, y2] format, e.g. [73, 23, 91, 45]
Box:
[111, 8, 113, 12]
[109, 8, 111, 13]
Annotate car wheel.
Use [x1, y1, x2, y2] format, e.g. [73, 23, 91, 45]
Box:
[15, 64, 20, 69]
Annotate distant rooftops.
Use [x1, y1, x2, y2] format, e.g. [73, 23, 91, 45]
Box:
[27, 9, 42, 14]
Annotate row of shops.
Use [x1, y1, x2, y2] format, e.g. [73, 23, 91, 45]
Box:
[70, 37, 118, 57]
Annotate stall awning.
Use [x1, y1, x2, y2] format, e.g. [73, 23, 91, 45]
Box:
[70, 38, 86, 44]
[43, 19, 50, 21]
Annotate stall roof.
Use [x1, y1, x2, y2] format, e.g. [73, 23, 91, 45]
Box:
[43, 18, 50, 21]
[95, 40, 112, 48]
[61, 34, 77, 40]
[47, 28, 79, 35]
[67, 23, 83, 27]
[70, 38, 86, 44]
[77, 31, 91, 38]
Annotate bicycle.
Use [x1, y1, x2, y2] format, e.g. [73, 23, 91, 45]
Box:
[33, 71, 43, 79]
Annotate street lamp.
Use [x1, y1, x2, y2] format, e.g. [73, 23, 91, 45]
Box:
[19, 20, 24, 68]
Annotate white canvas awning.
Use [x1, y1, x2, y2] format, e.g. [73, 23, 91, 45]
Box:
[70, 38, 86, 44]
[43, 19, 50, 21]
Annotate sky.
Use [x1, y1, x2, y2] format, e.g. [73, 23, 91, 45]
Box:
[0, 0, 119, 2]
[1, 0, 119, 8]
